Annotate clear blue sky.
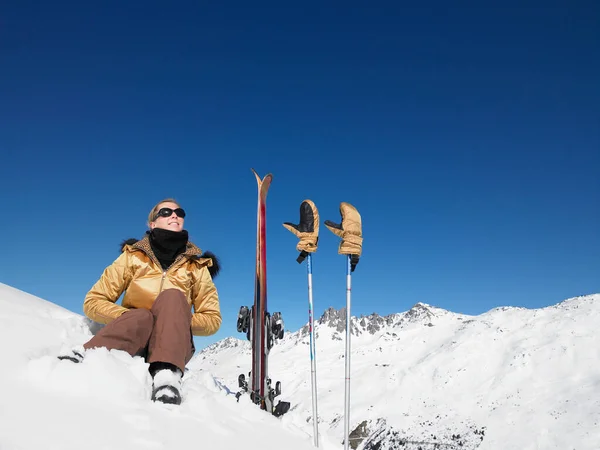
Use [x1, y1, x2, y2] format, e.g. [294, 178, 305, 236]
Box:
[1, 1, 598, 349]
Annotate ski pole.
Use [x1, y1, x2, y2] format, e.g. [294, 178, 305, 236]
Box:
[283, 199, 320, 446]
[324, 202, 363, 450]
[307, 253, 319, 447]
[344, 254, 352, 450]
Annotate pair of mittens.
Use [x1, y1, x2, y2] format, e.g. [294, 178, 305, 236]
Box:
[283, 200, 362, 271]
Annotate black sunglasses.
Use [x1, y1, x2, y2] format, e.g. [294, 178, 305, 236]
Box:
[154, 207, 186, 221]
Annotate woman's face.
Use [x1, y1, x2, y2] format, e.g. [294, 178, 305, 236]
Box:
[150, 201, 185, 232]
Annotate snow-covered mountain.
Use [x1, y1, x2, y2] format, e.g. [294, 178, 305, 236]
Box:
[193, 296, 600, 450]
[1, 280, 599, 450]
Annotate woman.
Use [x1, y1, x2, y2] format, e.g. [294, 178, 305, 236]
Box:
[59, 198, 222, 405]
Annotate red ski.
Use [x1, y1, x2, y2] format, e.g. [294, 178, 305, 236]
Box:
[236, 169, 290, 417]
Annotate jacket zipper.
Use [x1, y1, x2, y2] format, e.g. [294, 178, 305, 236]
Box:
[159, 257, 184, 294]
[159, 270, 167, 293]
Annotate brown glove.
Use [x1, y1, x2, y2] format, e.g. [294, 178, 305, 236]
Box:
[283, 199, 319, 263]
[325, 202, 362, 271]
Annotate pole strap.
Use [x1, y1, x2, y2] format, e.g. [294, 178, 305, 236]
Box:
[297, 250, 309, 264]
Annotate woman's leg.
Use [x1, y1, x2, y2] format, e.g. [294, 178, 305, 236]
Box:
[83, 309, 154, 356]
[147, 289, 194, 373]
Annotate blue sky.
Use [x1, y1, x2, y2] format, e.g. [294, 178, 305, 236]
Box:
[1, 1, 599, 349]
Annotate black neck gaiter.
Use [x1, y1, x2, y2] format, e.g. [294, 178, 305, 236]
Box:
[148, 228, 189, 270]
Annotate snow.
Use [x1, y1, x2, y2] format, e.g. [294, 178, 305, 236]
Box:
[1, 281, 599, 449]
[0, 282, 317, 450]
[195, 295, 600, 450]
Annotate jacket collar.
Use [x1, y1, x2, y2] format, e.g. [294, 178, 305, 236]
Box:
[130, 235, 204, 271]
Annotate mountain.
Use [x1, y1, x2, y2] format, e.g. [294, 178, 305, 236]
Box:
[192, 295, 600, 450]
[1, 279, 598, 450]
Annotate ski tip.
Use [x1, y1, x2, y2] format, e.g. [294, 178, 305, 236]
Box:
[251, 168, 273, 184]
[251, 168, 261, 185]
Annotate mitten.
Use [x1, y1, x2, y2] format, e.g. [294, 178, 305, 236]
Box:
[283, 199, 319, 263]
[324, 202, 362, 271]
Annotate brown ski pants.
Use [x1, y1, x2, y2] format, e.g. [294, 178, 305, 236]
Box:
[83, 289, 195, 372]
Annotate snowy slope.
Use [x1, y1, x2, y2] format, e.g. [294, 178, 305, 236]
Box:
[1, 281, 599, 450]
[194, 298, 600, 450]
[0, 282, 318, 450]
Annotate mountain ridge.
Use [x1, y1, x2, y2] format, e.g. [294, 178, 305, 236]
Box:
[194, 293, 600, 449]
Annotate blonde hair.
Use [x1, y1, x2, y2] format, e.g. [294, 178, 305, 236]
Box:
[147, 198, 181, 227]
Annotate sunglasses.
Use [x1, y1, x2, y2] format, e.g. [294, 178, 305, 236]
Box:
[153, 207, 186, 221]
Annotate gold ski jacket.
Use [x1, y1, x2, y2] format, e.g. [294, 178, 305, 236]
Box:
[83, 236, 221, 336]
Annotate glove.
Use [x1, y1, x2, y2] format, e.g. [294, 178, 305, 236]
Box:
[324, 202, 362, 271]
[283, 199, 319, 263]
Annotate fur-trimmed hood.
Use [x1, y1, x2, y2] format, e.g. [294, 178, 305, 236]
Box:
[119, 237, 221, 279]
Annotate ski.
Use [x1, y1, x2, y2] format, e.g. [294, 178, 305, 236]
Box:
[236, 169, 290, 417]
